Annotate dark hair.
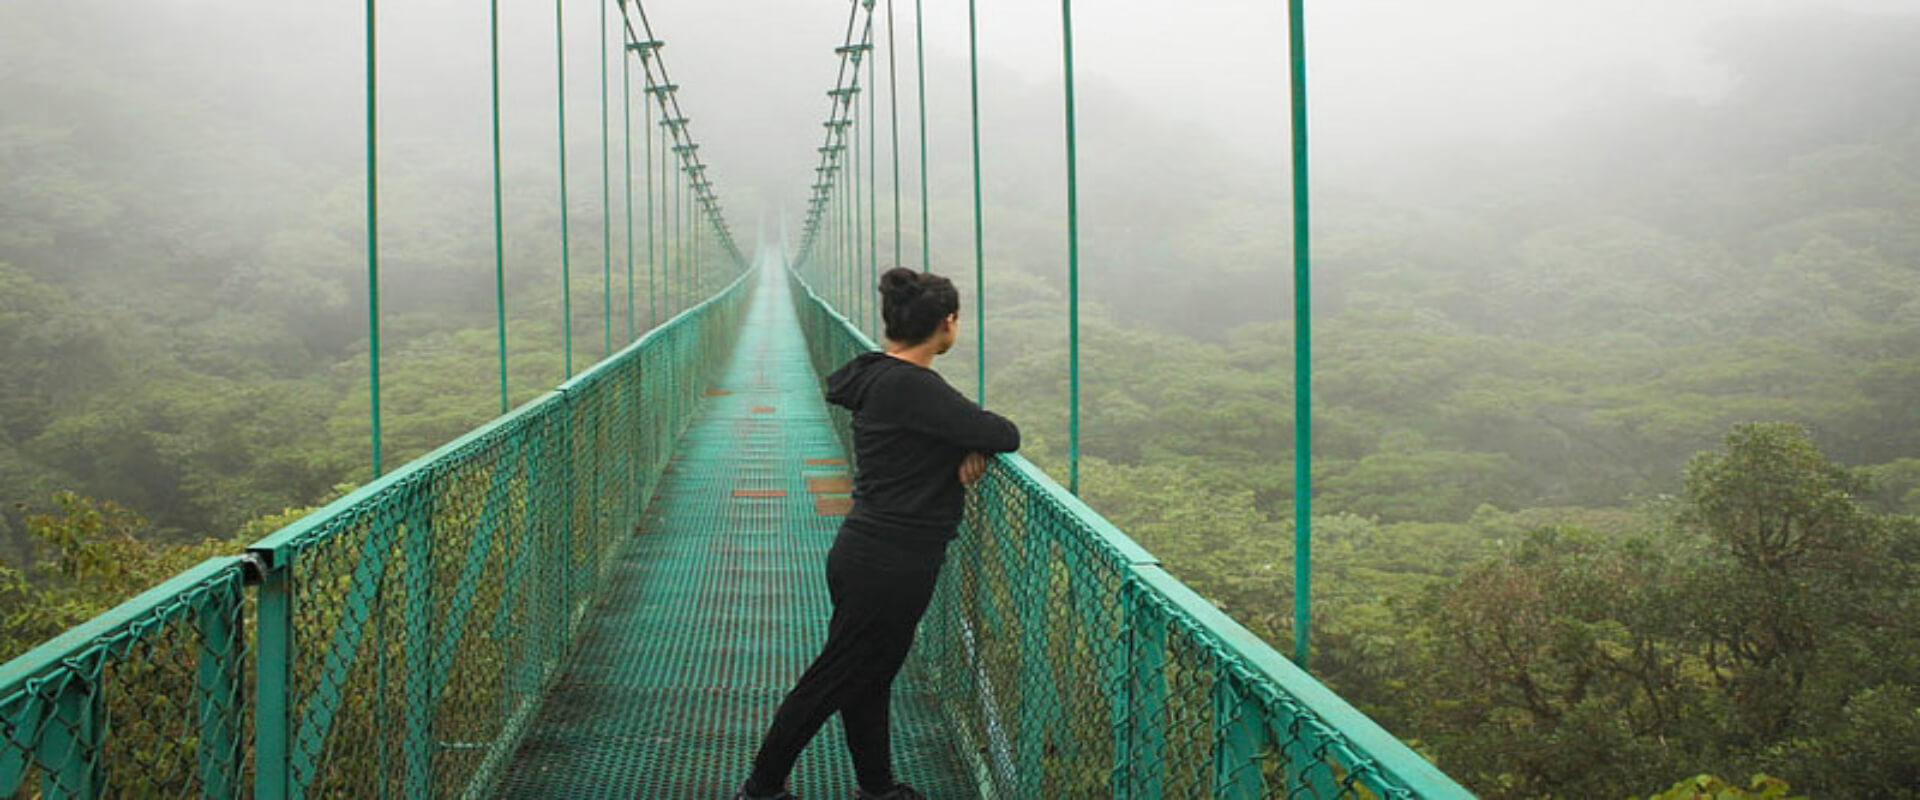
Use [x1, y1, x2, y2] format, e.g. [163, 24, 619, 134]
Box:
[878, 267, 960, 345]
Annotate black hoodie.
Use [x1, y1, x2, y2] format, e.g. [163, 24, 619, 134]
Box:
[824, 351, 1020, 551]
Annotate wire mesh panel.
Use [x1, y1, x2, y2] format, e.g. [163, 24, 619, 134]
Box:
[786, 269, 1473, 799]
[1, 557, 251, 799]
[245, 273, 752, 799]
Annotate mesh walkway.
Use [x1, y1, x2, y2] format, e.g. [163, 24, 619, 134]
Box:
[495, 270, 977, 798]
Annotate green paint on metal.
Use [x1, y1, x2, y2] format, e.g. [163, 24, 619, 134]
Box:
[1289, 0, 1314, 671]
[557, 0, 575, 378]
[367, 0, 382, 478]
[622, 27, 635, 343]
[492, 0, 509, 414]
[600, 0, 613, 359]
[967, 0, 985, 405]
[915, 0, 929, 272]
[887, 0, 902, 270]
[1061, 0, 1081, 495]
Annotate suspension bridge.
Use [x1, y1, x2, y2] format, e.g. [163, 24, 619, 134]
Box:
[1, 1, 1474, 797]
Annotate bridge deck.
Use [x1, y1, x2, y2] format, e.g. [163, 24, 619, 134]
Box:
[495, 273, 977, 798]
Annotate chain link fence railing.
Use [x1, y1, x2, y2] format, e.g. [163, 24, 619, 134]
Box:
[2, 557, 251, 798]
[244, 271, 750, 799]
[788, 267, 1472, 799]
[3, 269, 751, 800]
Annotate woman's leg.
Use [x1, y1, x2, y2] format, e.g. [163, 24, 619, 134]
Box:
[746, 542, 941, 793]
[839, 564, 940, 793]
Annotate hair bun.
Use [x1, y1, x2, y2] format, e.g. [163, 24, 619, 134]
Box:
[878, 267, 923, 301]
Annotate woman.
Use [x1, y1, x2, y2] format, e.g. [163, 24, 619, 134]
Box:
[738, 268, 1020, 800]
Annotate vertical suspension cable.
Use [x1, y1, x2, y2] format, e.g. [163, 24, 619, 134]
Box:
[887, 0, 902, 269]
[968, 0, 985, 404]
[600, 0, 613, 357]
[852, 93, 865, 332]
[621, 16, 634, 342]
[656, 109, 664, 324]
[366, 0, 382, 477]
[1062, 0, 1081, 495]
[490, 0, 509, 414]
[556, 0, 574, 377]
[915, 0, 929, 272]
[1289, 0, 1314, 670]
[675, 151, 685, 312]
[867, 38, 879, 335]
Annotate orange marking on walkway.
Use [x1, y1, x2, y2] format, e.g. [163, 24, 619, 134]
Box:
[814, 496, 853, 516]
[807, 476, 852, 494]
[732, 489, 787, 498]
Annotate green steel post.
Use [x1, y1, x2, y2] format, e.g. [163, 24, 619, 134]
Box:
[491, 0, 509, 414]
[915, 0, 929, 272]
[967, 0, 985, 403]
[367, 0, 382, 478]
[1062, 0, 1081, 495]
[600, 0, 613, 359]
[1289, 0, 1314, 670]
[556, 0, 574, 378]
[887, 0, 902, 269]
[254, 562, 293, 799]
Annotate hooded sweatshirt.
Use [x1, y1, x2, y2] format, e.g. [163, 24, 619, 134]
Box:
[824, 351, 1021, 553]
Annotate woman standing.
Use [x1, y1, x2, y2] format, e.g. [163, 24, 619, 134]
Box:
[738, 268, 1020, 800]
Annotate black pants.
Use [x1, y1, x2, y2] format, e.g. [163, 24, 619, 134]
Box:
[746, 528, 944, 794]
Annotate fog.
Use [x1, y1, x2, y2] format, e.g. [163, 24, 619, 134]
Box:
[6, 2, 1920, 793]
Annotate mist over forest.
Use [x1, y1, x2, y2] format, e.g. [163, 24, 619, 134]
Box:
[3, 1, 1918, 796]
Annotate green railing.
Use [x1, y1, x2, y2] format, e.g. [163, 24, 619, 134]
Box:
[0, 269, 751, 800]
[788, 267, 1472, 799]
[2, 558, 250, 797]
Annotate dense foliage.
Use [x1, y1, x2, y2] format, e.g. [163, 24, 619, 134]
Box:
[2, 3, 1915, 797]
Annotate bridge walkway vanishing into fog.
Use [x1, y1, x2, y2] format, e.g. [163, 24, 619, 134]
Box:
[1, 0, 1481, 797]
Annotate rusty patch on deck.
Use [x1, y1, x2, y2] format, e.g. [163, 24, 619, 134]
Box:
[732, 489, 787, 498]
[814, 495, 853, 516]
[804, 458, 846, 466]
[751, 405, 776, 414]
[806, 476, 852, 494]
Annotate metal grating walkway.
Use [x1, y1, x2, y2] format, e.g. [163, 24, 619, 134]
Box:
[495, 270, 978, 798]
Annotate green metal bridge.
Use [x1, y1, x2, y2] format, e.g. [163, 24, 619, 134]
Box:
[0, 261, 1468, 798]
[3, 1, 1476, 797]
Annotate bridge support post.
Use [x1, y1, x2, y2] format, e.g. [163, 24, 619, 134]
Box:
[254, 558, 294, 800]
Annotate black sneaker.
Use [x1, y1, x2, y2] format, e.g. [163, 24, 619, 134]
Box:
[735, 782, 798, 800]
[853, 784, 925, 800]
